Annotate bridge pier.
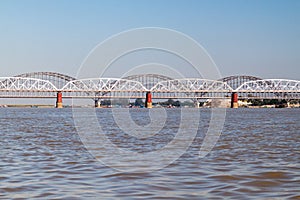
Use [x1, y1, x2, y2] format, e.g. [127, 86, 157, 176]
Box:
[95, 99, 101, 108]
[194, 99, 200, 108]
[56, 91, 63, 108]
[231, 92, 238, 108]
[145, 91, 152, 108]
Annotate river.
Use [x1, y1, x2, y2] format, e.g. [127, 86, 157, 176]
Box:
[0, 108, 299, 199]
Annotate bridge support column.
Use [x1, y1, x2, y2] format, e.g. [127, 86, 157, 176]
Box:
[56, 91, 63, 108]
[145, 91, 152, 108]
[95, 99, 101, 108]
[231, 92, 238, 108]
[194, 99, 200, 108]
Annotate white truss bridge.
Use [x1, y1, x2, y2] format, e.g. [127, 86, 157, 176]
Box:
[0, 74, 299, 99]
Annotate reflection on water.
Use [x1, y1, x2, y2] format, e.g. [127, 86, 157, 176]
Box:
[0, 108, 299, 199]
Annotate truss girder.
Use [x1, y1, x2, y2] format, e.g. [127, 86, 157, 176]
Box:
[14, 72, 76, 89]
[236, 79, 300, 92]
[62, 78, 148, 92]
[15, 72, 76, 82]
[219, 75, 262, 90]
[0, 77, 57, 91]
[0, 76, 300, 99]
[151, 79, 233, 92]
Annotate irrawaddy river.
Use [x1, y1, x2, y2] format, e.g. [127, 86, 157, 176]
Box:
[0, 108, 299, 199]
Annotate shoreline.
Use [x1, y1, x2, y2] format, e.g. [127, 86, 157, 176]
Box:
[0, 105, 299, 108]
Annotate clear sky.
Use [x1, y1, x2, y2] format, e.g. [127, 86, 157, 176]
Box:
[0, 0, 299, 80]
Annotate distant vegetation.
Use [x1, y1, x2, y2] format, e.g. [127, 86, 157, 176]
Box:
[99, 98, 299, 108]
[248, 99, 300, 107]
[100, 98, 197, 107]
[248, 99, 287, 106]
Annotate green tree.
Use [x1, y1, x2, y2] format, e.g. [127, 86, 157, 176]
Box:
[101, 100, 111, 105]
[134, 98, 144, 107]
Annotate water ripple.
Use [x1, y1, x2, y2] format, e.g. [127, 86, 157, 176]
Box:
[0, 108, 299, 199]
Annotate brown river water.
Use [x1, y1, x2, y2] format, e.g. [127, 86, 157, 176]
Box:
[0, 108, 299, 199]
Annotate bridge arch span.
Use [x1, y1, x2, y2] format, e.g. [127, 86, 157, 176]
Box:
[14, 72, 76, 90]
[62, 78, 147, 92]
[236, 79, 300, 92]
[124, 74, 173, 91]
[0, 77, 57, 91]
[151, 79, 233, 92]
[219, 75, 262, 90]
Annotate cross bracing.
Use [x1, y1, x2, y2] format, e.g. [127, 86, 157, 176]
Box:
[0, 72, 299, 99]
[0, 77, 57, 91]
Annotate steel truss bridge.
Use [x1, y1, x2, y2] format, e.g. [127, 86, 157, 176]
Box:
[0, 72, 299, 107]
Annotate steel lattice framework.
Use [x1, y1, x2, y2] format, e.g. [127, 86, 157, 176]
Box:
[219, 75, 262, 90]
[0, 77, 57, 91]
[237, 79, 300, 92]
[62, 78, 147, 92]
[0, 77, 57, 98]
[0, 72, 299, 100]
[150, 79, 232, 99]
[237, 79, 300, 99]
[124, 74, 173, 90]
[61, 78, 148, 98]
[151, 79, 232, 92]
[15, 72, 76, 90]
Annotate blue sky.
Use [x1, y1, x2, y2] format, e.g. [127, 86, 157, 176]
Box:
[0, 0, 299, 79]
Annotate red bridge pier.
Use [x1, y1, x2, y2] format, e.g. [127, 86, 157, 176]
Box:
[56, 91, 63, 108]
[145, 91, 152, 108]
[231, 92, 238, 108]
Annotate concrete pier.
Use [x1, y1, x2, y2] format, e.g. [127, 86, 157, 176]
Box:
[145, 92, 152, 108]
[56, 91, 63, 108]
[231, 92, 238, 108]
[194, 100, 200, 108]
[95, 99, 101, 108]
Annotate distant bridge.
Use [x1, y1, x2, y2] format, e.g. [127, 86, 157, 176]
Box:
[0, 72, 299, 108]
